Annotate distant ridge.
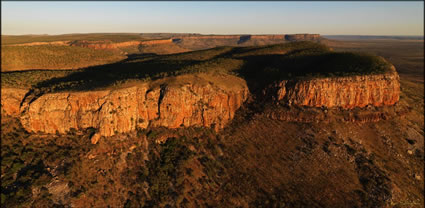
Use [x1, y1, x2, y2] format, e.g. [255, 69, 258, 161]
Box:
[324, 35, 424, 40]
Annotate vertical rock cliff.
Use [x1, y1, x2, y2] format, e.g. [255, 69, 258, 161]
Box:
[1, 88, 28, 116]
[272, 66, 400, 109]
[17, 74, 249, 136]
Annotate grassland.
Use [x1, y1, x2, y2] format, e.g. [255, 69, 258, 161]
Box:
[2, 41, 393, 93]
[1, 33, 148, 45]
[1, 33, 204, 45]
[1, 45, 126, 72]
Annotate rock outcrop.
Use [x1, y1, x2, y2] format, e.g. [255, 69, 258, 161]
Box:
[18, 74, 249, 136]
[1, 88, 28, 116]
[2, 67, 400, 136]
[271, 66, 400, 109]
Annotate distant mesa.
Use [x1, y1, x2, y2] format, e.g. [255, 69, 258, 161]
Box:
[4, 33, 323, 50]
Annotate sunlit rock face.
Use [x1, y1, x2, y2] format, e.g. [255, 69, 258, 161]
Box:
[273, 66, 400, 109]
[1, 88, 28, 116]
[17, 75, 249, 136]
[2, 62, 400, 137]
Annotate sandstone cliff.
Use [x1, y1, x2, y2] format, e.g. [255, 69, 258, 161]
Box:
[18, 74, 249, 136]
[271, 66, 400, 109]
[1, 88, 28, 116]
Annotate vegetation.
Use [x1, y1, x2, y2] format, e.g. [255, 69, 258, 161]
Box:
[2, 42, 392, 94]
[146, 137, 193, 204]
[2, 70, 73, 89]
[1, 117, 93, 207]
[1, 33, 149, 45]
[1, 45, 125, 71]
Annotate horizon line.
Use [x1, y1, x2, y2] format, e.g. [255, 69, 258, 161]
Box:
[1, 33, 424, 37]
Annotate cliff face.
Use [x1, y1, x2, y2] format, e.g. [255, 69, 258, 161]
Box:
[18, 75, 249, 136]
[272, 67, 400, 109]
[2, 69, 400, 136]
[1, 88, 28, 116]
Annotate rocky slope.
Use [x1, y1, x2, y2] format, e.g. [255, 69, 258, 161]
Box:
[17, 74, 248, 137]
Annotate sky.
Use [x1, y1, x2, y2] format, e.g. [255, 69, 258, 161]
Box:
[1, 1, 424, 36]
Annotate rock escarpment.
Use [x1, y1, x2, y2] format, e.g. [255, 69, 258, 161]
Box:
[1, 88, 28, 116]
[17, 74, 249, 136]
[1, 41, 402, 137]
[270, 66, 400, 109]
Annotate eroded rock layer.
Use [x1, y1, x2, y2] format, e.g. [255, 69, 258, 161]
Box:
[1, 88, 28, 116]
[1, 67, 401, 136]
[273, 66, 400, 109]
[17, 74, 249, 136]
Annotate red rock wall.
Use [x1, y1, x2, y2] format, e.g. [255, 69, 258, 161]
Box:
[18, 75, 249, 136]
[2, 68, 400, 136]
[274, 66, 400, 109]
[1, 88, 28, 116]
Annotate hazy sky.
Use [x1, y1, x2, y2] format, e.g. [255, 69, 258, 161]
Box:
[2, 1, 424, 36]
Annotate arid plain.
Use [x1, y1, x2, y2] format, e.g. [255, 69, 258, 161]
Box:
[1, 34, 423, 207]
